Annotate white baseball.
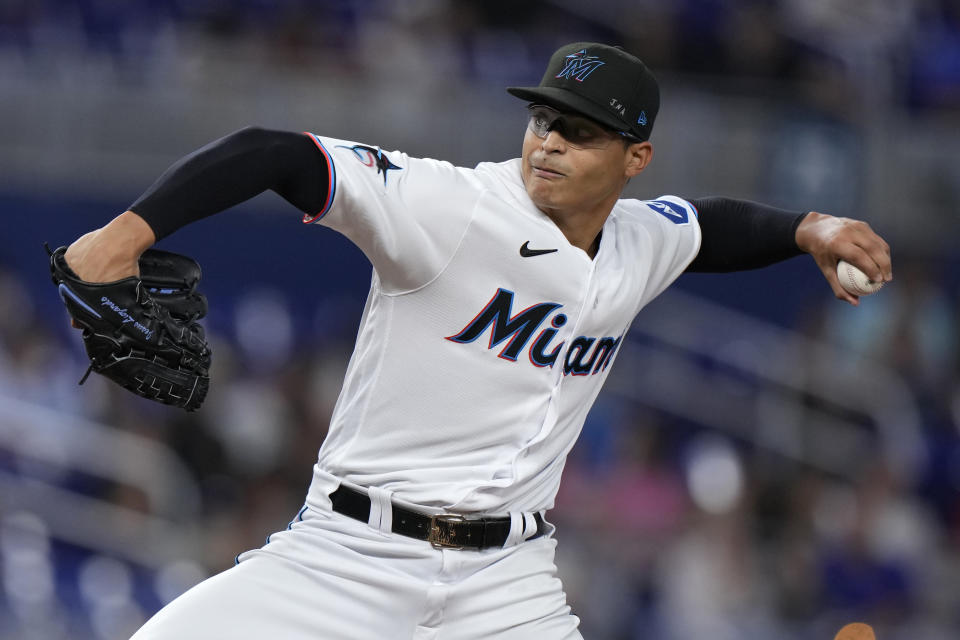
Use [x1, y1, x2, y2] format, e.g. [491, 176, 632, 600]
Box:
[836, 260, 883, 296]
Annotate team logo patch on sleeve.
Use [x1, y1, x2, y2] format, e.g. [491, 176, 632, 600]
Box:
[336, 144, 402, 185]
[647, 199, 690, 225]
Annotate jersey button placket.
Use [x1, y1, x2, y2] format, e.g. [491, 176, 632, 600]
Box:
[554, 258, 598, 385]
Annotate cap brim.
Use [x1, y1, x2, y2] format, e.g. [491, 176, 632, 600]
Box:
[507, 86, 626, 132]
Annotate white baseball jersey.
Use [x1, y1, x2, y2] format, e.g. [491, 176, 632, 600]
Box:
[303, 134, 701, 515]
[132, 137, 702, 640]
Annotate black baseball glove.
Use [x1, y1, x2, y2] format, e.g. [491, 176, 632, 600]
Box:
[48, 246, 212, 411]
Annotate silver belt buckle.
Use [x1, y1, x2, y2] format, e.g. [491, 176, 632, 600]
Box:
[428, 514, 467, 549]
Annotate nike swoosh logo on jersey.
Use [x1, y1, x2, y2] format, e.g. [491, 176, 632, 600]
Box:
[519, 242, 558, 258]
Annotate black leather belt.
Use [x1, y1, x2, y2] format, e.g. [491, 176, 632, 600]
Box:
[329, 484, 545, 549]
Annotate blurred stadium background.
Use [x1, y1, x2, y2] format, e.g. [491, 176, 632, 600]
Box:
[2, 1, 960, 638]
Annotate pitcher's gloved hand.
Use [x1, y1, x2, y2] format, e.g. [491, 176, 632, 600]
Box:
[49, 245, 212, 411]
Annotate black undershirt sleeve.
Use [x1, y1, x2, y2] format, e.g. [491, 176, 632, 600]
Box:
[684, 197, 809, 272]
[129, 127, 329, 241]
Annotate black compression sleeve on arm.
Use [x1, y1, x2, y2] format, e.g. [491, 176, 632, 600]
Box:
[129, 127, 329, 240]
[685, 197, 809, 273]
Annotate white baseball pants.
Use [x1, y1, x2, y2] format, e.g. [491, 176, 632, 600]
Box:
[130, 468, 582, 640]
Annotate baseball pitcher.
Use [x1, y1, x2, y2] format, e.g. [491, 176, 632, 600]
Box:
[56, 43, 891, 639]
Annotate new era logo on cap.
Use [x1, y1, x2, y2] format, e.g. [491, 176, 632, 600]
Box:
[507, 42, 660, 141]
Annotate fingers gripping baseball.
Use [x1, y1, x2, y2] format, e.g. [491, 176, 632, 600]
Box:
[795, 212, 892, 305]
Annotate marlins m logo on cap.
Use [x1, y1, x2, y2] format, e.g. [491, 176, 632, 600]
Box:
[507, 42, 661, 141]
[554, 49, 605, 82]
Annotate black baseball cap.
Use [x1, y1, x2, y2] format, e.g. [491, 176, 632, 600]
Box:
[507, 42, 660, 141]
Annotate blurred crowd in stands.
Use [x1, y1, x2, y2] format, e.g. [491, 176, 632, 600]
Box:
[1, 0, 960, 112]
[2, 1, 960, 639]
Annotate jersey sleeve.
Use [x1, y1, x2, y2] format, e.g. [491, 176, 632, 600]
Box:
[301, 134, 481, 294]
[629, 195, 702, 314]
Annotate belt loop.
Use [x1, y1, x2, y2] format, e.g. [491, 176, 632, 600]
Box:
[504, 512, 524, 548]
[367, 486, 393, 534]
[521, 512, 537, 541]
